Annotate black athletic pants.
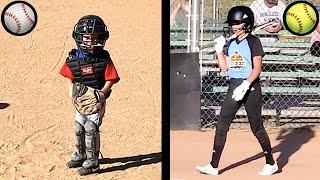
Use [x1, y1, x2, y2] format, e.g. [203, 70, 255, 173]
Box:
[210, 78, 274, 168]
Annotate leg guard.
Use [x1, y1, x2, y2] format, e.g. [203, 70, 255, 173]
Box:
[75, 121, 86, 157]
[79, 120, 100, 175]
[67, 121, 86, 168]
[84, 120, 100, 163]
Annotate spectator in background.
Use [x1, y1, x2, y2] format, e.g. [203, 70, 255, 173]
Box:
[250, 0, 286, 33]
[310, 22, 320, 56]
[170, 0, 189, 26]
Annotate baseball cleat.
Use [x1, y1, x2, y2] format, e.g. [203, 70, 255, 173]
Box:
[78, 165, 100, 176]
[66, 159, 85, 168]
[196, 164, 219, 176]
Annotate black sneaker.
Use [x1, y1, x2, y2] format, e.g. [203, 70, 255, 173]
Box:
[78, 165, 100, 176]
[66, 159, 85, 168]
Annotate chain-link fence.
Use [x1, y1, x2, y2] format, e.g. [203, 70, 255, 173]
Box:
[170, 0, 320, 129]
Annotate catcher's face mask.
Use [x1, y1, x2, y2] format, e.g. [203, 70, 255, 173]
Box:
[79, 34, 105, 54]
[73, 15, 109, 54]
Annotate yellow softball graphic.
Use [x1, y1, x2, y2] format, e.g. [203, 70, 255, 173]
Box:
[283, 1, 319, 36]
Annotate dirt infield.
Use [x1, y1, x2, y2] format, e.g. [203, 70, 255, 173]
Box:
[171, 126, 320, 179]
[0, 0, 161, 179]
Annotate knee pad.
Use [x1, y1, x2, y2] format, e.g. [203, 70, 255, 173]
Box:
[84, 121, 98, 135]
[74, 121, 85, 135]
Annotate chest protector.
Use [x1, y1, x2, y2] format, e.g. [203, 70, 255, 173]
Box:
[66, 49, 110, 90]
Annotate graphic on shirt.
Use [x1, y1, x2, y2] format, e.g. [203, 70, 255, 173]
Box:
[229, 52, 246, 71]
[81, 65, 94, 75]
[260, 12, 279, 23]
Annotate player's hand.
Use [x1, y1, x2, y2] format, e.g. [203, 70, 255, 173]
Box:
[266, 23, 282, 33]
[232, 80, 251, 101]
[94, 90, 106, 102]
[214, 35, 226, 53]
[235, 29, 245, 36]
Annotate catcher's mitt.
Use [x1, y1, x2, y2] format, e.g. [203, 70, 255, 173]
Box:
[71, 83, 106, 115]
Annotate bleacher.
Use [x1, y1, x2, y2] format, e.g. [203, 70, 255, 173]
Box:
[171, 26, 320, 125]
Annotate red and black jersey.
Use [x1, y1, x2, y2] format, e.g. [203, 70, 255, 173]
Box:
[59, 49, 120, 89]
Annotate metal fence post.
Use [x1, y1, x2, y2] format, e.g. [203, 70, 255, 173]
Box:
[190, 0, 200, 52]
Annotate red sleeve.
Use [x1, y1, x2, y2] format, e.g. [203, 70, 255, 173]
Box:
[104, 60, 120, 84]
[59, 63, 74, 81]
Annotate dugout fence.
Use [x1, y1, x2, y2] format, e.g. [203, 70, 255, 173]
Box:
[170, 0, 320, 129]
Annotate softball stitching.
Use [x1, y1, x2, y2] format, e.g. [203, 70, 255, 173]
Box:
[303, 3, 316, 24]
[287, 12, 303, 33]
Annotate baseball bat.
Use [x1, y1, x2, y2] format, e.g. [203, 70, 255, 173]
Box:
[199, 19, 280, 50]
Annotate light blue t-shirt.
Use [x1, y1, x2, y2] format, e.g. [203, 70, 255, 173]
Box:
[227, 39, 252, 79]
[224, 35, 265, 79]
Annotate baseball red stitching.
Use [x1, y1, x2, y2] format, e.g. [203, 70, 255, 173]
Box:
[287, 12, 303, 33]
[5, 12, 22, 33]
[21, 3, 34, 23]
[303, 3, 316, 24]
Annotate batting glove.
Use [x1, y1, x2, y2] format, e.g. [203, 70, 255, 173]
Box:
[232, 80, 251, 101]
[213, 35, 226, 53]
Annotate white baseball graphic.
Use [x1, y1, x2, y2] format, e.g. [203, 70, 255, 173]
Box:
[3, 2, 36, 34]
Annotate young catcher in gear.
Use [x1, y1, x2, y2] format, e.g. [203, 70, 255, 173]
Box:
[59, 15, 120, 176]
[196, 6, 278, 176]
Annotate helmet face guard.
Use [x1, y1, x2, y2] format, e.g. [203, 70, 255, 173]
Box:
[72, 15, 109, 54]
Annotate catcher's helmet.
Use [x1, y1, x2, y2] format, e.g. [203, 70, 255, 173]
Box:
[225, 6, 254, 33]
[72, 15, 109, 54]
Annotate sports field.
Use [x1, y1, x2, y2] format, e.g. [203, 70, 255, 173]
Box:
[171, 126, 319, 179]
[0, 0, 161, 179]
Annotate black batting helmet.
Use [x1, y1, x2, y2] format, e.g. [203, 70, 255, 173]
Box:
[225, 6, 254, 33]
[72, 15, 109, 53]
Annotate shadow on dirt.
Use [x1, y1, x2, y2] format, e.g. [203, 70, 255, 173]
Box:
[0, 103, 9, 109]
[98, 152, 162, 174]
[219, 125, 315, 174]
